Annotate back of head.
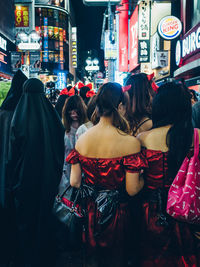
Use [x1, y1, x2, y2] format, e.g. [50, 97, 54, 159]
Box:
[125, 73, 154, 127]
[1, 70, 27, 111]
[79, 86, 90, 103]
[93, 82, 129, 133]
[23, 78, 44, 94]
[62, 95, 87, 132]
[152, 82, 193, 177]
[87, 95, 97, 121]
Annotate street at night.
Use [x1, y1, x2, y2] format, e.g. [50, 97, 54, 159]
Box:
[0, 0, 200, 266]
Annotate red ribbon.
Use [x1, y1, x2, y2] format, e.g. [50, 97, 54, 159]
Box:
[59, 88, 68, 95]
[86, 90, 96, 98]
[122, 84, 131, 93]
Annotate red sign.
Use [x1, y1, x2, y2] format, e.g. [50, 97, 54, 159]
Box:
[117, 0, 129, 72]
[129, 6, 139, 71]
[15, 6, 29, 28]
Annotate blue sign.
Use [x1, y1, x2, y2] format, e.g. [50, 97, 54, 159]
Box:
[56, 71, 67, 90]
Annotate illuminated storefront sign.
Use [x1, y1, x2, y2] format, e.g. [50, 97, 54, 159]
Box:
[138, 0, 151, 63]
[104, 30, 117, 59]
[175, 23, 200, 66]
[72, 27, 77, 68]
[117, 0, 128, 72]
[56, 71, 67, 89]
[158, 16, 182, 40]
[15, 6, 29, 28]
[129, 5, 138, 71]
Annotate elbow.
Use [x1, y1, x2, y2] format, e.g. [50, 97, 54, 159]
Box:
[126, 179, 144, 196]
[70, 180, 81, 188]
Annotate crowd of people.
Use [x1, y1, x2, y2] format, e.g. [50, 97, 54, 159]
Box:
[0, 70, 200, 267]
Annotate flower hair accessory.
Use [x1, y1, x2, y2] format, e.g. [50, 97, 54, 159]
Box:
[122, 84, 131, 93]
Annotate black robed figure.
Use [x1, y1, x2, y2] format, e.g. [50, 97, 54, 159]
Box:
[0, 70, 27, 265]
[7, 78, 65, 267]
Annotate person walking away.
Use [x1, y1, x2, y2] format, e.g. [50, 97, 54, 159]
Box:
[0, 70, 27, 265]
[124, 73, 155, 136]
[138, 82, 199, 266]
[67, 82, 147, 267]
[7, 78, 65, 267]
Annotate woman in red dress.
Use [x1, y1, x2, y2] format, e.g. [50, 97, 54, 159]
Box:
[138, 82, 200, 266]
[67, 82, 147, 267]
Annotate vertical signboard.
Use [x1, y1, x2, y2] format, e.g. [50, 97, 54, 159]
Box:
[15, 6, 29, 28]
[11, 52, 22, 72]
[59, 28, 64, 70]
[15, 5, 30, 35]
[117, 0, 129, 72]
[71, 27, 77, 68]
[30, 52, 41, 73]
[129, 5, 139, 71]
[104, 30, 117, 59]
[138, 0, 151, 63]
[43, 17, 48, 62]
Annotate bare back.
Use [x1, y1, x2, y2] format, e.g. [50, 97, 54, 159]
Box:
[138, 126, 200, 152]
[76, 123, 141, 158]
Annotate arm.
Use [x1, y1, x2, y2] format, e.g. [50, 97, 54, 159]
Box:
[125, 171, 144, 196]
[70, 163, 82, 188]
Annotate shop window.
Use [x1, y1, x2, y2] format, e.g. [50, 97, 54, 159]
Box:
[191, 0, 200, 28]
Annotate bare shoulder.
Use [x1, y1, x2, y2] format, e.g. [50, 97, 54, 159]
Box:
[121, 134, 141, 154]
[137, 130, 151, 146]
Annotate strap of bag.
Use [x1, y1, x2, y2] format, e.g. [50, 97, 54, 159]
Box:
[194, 128, 199, 158]
[59, 183, 71, 198]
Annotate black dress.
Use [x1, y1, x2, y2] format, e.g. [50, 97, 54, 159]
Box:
[7, 78, 65, 267]
[0, 70, 27, 265]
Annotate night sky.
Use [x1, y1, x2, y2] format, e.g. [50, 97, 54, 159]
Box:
[71, 0, 105, 52]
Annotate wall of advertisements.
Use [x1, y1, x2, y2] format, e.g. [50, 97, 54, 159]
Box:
[35, 6, 69, 70]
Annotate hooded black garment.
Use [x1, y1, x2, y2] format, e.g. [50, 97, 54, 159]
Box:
[7, 78, 65, 267]
[0, 70, 27, 264]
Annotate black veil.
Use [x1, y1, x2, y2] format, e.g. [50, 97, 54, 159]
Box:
[8, 78, 65, 267]
[0, 70, 27, 264]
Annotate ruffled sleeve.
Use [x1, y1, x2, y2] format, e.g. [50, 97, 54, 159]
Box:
[66, 149, 80, 164]
[123, 152, 148, 173]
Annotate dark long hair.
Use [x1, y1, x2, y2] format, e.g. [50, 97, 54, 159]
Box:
[125, 73, 155, 133]
[92, 82, 130, 134]
[62, 95, 87, 133]
[152, 82, 193, 178]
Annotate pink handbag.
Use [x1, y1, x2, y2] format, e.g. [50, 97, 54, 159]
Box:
[166, 128, 200, 224]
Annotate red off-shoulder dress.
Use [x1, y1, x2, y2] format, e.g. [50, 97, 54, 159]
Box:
[140, 148, 199, 267]
[66, 149, 147, 256]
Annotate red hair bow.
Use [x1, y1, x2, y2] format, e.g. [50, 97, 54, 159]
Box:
[67, 87, 75, 96]
[59, 88, 68, 95]
[86, 90, 96, 98]
[86, 83, 92, 90]
[122, 84, 131, 93]
[147, 72, 159, 93]
[77, 82, 85, 89]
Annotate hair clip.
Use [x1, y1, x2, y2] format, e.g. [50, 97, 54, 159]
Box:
[122, 84, 131, 92]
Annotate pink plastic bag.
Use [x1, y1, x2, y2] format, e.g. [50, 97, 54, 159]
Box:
[166, 128, 200, 224]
